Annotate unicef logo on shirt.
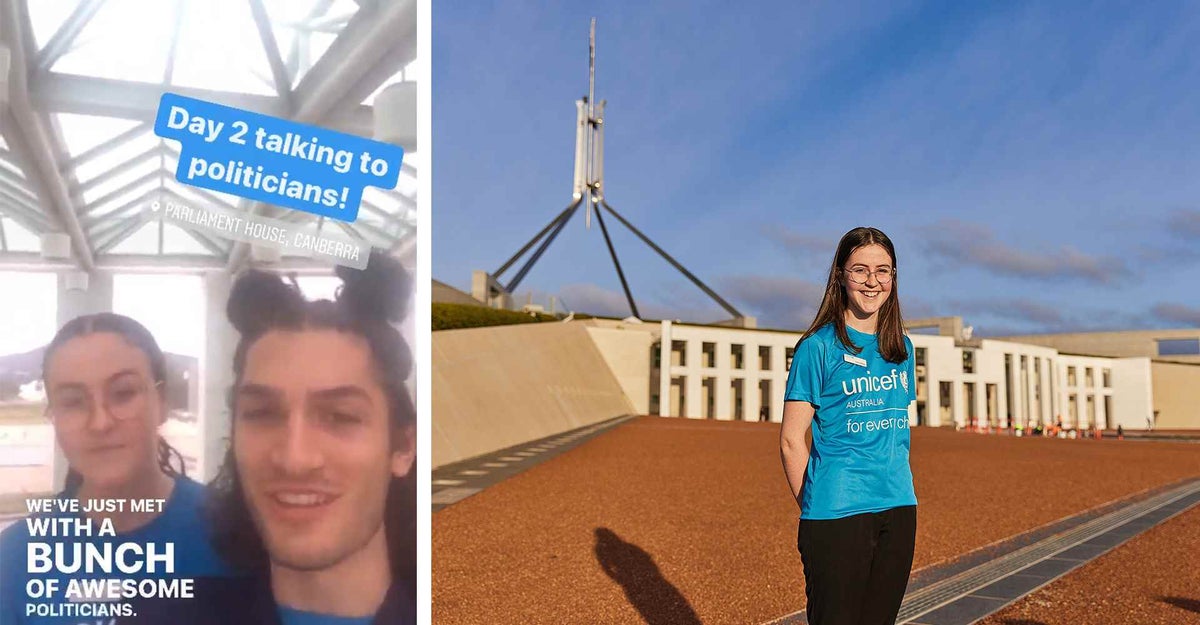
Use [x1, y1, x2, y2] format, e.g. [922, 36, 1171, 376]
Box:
[841, 369, 902, 396]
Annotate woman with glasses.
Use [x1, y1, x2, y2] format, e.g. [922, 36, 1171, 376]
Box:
[0, 313, 231, 625]
[779, 227, 918, 625]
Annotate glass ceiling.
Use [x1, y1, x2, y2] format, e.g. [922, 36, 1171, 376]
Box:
[0, 0, 417, 270]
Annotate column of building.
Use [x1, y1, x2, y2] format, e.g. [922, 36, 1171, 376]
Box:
[683, 333, 702, 419]
[717, 340, 736, 420]
[658, 321, 673, 417]
[744, 343, 762, 422]
[199, 272, 236, 481]
[770, 341, 789, 421]
[1039, 357, 1053, 426]
[1009, 354, 1023, 428]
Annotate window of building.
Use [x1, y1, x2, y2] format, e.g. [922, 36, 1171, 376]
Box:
[1067, 366, 1077, 386]
[651, 343, 661, 369]
[916, 347, 926, 367]
[759, 380, 772, 420]
[759, 346, 771, 370]
[1033, 358, 1042, 414]
[703, 377, 716, 418]
[962, 350, 974, 374]
[916, 362, 927, 401]
[731, 344, 744, 369]
[964, 382, 977, 424]
[702, 342, 716, 368]
[1004, 354, 1014, 422]
[1021, 355, 1030, 419]
[671, 377, 686, 415]
[785, 347, 795, 371]
[1103, 368, 1111, 388]
[731, 379, 744, 420]
[1085, 368, 1094, 387]
[671, 341, 687, 367]
[1157, 338, 1200, 356]
[939, 380, 954, 425]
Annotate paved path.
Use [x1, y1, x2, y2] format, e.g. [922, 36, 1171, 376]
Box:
[431, 415, 635, 512]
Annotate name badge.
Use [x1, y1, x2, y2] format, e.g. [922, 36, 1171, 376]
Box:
[843, 354, 867, 367]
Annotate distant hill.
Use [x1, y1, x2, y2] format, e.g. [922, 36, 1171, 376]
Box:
[0, 346, 198, 410]
[0, 347, 46, 400]
[0, 347, 44, 376]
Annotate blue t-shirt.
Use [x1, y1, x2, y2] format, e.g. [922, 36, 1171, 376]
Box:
[785, 323, 918, 520]
[278, 608, 373, 625]
[0, 476, 231, 625]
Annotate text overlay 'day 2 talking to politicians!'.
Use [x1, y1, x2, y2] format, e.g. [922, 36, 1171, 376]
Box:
[152, 93, 406, 269]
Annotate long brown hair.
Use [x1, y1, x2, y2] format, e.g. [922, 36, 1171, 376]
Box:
[799, 227, 908, 363]
[207, 251, 415, 595]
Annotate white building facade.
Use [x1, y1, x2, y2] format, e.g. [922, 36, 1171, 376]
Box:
[648, 321, 1152, 431]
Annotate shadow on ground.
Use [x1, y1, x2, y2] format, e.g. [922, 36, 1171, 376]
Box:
[594, 527, 701, 625]
[1160, 596, 1200, 614]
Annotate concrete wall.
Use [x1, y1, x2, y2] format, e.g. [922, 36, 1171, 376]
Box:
[432, 322, 633, 468]
[432, 279, 484, 306]
[1150, 361, 1200, 429]
[1110, 358, 1153, 431]
[584, 321, 657, 416]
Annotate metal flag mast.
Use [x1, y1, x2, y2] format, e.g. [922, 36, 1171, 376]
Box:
[480, 19, 746, 324]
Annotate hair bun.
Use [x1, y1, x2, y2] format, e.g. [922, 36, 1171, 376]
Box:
[227, 269, 305, 334]
[335, 249, 411, 323]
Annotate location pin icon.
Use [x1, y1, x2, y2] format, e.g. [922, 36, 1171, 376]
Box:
[151, 201, 161, 212]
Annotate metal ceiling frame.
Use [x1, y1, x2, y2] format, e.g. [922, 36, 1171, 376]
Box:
[226, 0, 417, 272]
[34, 0, 106, 73]
[1, 0, 96, 269]
[0, 0, 417, 273]
[62, 121, 152, 173]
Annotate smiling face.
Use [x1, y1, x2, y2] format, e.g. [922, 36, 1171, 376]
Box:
[233, 329, 413, 573]
[44, 333, 165, 492]
[841, 243, 895, 329]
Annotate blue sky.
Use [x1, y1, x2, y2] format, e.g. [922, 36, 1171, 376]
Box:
[433, 1, 1200, 335]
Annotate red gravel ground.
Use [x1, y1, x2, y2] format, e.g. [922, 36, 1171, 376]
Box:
[431, 417, 1200, 625]
[978, 504, 1200, 625]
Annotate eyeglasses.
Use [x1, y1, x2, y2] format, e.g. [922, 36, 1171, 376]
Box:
[842, 266, 895, 285]
[46, 379, 163, 431]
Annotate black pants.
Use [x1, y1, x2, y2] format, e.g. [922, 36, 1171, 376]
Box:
[797, 505, 917, 625]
